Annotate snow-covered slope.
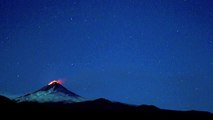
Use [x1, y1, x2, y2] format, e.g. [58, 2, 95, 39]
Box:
[15, 81, 85, 103]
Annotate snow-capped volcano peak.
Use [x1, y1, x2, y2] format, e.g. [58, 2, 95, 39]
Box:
[48, 80, 62, 85]
[15, 80, 85, 103]
[38, 80, 81, 97]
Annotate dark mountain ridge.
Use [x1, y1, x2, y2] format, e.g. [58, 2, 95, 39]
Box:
[0, 95, 212, 119]
[1, 81, 212, 119]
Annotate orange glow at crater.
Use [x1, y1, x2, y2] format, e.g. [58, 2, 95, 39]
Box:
[48, 80, 62, 85]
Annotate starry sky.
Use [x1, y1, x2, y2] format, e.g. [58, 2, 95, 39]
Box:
[0, 0, 213, 112]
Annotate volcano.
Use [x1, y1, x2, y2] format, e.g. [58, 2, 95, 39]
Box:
[15, 80, 85, 103]
[2, 80, 213, 118]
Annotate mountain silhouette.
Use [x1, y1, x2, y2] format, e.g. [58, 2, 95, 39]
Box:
[0, 81, 212, 119]
[0, 95, 213, 119]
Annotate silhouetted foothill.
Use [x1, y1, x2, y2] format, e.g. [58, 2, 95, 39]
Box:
[0, 95, 213, 119]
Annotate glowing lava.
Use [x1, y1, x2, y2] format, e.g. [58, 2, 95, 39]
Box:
[48, 80, 62, 85]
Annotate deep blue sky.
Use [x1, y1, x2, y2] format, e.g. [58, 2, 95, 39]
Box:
[1, 0, 213, 112]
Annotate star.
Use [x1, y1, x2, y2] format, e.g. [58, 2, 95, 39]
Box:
[17, 74, 20, 78]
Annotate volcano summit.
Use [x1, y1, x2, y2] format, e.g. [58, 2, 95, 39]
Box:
[15, 80, 85, 103]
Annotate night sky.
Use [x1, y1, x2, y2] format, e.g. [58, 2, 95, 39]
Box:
[1, 0, 213, 112]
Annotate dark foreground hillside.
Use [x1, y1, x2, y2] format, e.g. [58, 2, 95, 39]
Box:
[0, 95, 212, 119]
